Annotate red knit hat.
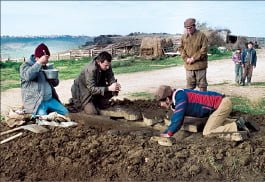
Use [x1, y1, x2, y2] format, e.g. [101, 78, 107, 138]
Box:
[34, 43, 50, 58]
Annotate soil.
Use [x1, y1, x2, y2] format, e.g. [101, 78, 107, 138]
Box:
[1, 99, 265, 181]
[1, 49, 265, 181]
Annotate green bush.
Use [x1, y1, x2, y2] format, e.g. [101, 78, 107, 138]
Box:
[0, 61, 22, 72]
[209, 46, 221, 55]
[115, 53, 138, 59]
[111, 60, 134, 68]
[151, 56, 165, 61]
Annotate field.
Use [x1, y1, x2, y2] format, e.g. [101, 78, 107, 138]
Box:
[0, 100, 264, 181]
[0, 51, 232, 92]
[0, 49, 265, 181]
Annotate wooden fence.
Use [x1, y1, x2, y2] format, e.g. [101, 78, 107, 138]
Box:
[49, 45, 140, 61]
[1, 45, 140, 62]
[1, 37, 180, 62]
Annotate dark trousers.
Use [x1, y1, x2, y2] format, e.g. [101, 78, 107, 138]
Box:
[242, 62, 254, 83]
[84, 92, 113, 115]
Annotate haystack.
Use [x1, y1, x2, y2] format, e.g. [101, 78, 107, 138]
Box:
[140, 37, 173, 59]
[165, 37, 173, 47]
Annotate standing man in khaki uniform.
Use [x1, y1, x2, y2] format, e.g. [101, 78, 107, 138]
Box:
[178, 18, 208, 91]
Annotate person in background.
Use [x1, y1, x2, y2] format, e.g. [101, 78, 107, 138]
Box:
[241, 42, 257, 86]
[20, 43, 69, 117]
[232, 48, 243, 85]
[178, 18, 208, 91]
[70, 51, 121, 115]
[155, 85, 249, 138]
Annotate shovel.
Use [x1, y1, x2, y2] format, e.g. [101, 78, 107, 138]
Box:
[0, 124, 49, 136]
[1, 132, 23, 144]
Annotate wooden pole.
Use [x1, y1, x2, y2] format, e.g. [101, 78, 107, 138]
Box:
[1, 132, 23, 144]
[90, 49, 93, 57]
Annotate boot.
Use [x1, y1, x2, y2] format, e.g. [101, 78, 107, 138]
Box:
[236, 117, 250, 136]
[240, 78, 245, 86]
[247, 78, 251, 86]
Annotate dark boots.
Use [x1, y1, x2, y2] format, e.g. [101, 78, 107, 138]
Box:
[240, 78, 245, 86]
[240, 77, 251, 86]
[247, 78, 251, 86]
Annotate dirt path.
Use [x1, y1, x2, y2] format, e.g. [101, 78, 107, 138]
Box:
[1, 49, 265, 116]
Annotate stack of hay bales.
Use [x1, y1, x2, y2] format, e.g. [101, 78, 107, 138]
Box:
[140, 36, 173, 59]
[165, 37, 173, 47]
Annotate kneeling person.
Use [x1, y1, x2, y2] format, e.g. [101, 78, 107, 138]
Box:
[20, 43, 69, 117]
[156, 85, 249, 138]
[71, 51, 121, 115]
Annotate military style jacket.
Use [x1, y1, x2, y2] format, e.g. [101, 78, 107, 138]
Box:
[71, 59, 116, 110]
[179, 30, 208, 71]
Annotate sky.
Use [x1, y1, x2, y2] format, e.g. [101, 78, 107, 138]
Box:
[1, 1, 265, 37]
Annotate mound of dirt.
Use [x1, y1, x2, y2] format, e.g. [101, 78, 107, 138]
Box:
[0, 99, 264, 181]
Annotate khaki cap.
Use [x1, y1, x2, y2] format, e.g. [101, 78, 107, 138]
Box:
[155, 85, 172, 101]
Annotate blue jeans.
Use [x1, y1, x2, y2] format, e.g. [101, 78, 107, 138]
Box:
[235, 64, 242, 84]
[35, 98, 69, 116]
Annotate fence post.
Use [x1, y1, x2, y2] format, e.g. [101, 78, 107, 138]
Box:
[69, 51, 72, 59]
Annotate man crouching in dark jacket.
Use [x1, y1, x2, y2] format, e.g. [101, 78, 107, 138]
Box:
[71, 51, 121, 115]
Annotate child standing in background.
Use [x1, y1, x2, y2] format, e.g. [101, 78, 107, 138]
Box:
[232, 48, 243, 85]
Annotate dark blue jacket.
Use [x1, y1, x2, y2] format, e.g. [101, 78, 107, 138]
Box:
[242, 48, 257, 66]
[163, 89, 223, 136]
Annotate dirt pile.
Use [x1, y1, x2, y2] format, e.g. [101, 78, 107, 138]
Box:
[1, 99, 265, 181]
